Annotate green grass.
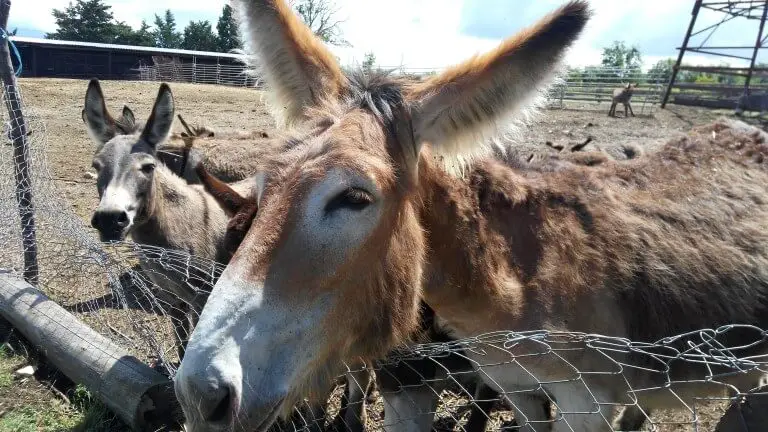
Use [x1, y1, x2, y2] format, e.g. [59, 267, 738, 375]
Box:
[0, 403, 82, 432]
[0, 344, 125, 432]
[0, 344, 16, 389]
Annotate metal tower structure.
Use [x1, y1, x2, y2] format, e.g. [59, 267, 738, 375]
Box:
[661, 0, 768, 110]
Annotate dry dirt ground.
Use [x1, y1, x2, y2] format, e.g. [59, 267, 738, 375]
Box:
[0, 77, 764, 431]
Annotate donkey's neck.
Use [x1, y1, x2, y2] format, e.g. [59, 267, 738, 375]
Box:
[130, 165, 225, 260]
[416, 158, 525, 336]
[416, 156, 609, 338]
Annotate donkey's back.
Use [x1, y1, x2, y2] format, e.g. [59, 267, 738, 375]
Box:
[469, 119, 768, 428]
[555, 119, 767, 397]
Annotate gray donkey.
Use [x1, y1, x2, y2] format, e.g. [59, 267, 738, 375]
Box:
[608, 82, 637, 117]
[82, 79, 256, 362]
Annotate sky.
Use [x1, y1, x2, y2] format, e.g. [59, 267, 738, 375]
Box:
[9, 0, 765, 71]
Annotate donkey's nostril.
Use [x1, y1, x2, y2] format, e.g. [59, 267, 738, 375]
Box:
[207, 387, 232, 423]
[116, 211, 129, 227]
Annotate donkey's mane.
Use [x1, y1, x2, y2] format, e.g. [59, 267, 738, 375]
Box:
[343, 69, 407, 131]
[115, 119, 141, 135]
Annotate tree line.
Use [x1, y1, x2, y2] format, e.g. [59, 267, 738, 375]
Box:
[567, 40, 768, 87]
[45, 0, 349, 53]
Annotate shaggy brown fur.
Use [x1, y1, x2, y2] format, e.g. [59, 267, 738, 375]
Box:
[161, 124, 273, 182]
[496, 136, 643, 173]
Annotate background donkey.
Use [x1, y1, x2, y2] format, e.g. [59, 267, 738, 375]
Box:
[608, 82, 637, 117]
[83, 79, 256, 362]
[111, 104, 274, 184]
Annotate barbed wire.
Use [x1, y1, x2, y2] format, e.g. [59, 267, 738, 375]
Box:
[1, 80, 767, 432]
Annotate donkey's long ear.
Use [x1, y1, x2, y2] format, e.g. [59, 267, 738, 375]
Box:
[195, 163, 250, 217]
[139, 83, 175, 149]
[406, 1, 590, 161]
[232, 0, 348, 126]
[120, 106, 136, 127]
[82, 79, 117, 145]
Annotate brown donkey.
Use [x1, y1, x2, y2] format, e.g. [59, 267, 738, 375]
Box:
[194, 164, 504, 432]
[175, 1, 768, 431]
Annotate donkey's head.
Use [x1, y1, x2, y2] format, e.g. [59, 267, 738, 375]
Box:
[175, 1, 590, 429]
[84, 79, 175, 241]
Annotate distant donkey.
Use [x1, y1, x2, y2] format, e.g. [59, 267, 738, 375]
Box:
[608, 82, 637, 117]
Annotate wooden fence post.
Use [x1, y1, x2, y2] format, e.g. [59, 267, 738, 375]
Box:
[0, 0, 38, 285]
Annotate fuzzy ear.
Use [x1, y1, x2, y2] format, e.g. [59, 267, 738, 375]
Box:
[405, 1, 591, 162]
[82, 79, 118, 145]
[232, 0, 348, 126]
[195, 163, 251, 217]
[120, 105, 136, 127]
[139, 83, 175, 149]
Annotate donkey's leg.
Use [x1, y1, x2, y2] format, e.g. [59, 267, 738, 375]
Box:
[505, 393, 552, 432]
[342, 369, 373, 432]
[623, 103, 628, 118]
[628, 102, 635, 117]
[378, 364, 444, 432]
[305, 402, 327, 432]
[614, 405, 649, 431]
[381, 383, 441, 432]
[548, 382, 614, 432]
[463, 383, 499, 432]
[608, 102, 616, 117]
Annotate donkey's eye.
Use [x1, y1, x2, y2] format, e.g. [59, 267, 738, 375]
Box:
[91, 161, 102, 172]
[140, 163, 155, 174]
[326, 188, 374, 213]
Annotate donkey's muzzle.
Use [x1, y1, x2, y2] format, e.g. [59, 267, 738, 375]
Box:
[91, 209, 129, 241]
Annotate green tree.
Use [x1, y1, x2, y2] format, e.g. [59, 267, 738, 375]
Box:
[47, 0, 115, 43]
[756, 63, 768, 84]
[182, 20, 219, 52]
[601, 40, 642, 78]
[646, 58, 675, 84]
[154, 10, 182, 48]
[293, 0, 350, 47]
[362, 51, 376, 73]
[113, 20, 155, 46]
[216, 5, 242, 52]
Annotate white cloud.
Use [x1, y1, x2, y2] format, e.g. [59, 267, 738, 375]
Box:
[9, 0, 761, 70]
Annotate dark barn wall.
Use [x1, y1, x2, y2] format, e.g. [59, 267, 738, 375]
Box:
[12, 41, 243, 80]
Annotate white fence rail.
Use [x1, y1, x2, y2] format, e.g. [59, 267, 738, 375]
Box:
[135, 62, 259, 88]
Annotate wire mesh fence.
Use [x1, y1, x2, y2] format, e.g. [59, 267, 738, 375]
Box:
[1, 76, 767, 432]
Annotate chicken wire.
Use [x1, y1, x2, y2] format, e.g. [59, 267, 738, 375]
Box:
[0, 81, 767, 432]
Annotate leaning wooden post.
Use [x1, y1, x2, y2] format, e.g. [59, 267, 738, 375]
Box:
[0, 274, 184, 430]
[0, 0, 38, 285]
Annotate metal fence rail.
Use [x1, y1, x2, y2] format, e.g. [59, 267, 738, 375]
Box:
[135, 62, 260, 88]
[135, 64, 669, 114]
